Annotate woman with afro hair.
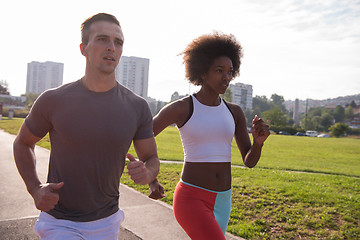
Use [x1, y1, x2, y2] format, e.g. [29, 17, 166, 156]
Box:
[150, 32, 270, 239]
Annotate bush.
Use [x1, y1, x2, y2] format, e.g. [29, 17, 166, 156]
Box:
[2, 107, 29, 118]
[329, 123, 349, 138]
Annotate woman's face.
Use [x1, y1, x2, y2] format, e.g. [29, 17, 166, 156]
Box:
[201, 56, 234, 95]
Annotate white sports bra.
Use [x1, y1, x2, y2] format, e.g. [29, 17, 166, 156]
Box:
[178, 95, 235, 163]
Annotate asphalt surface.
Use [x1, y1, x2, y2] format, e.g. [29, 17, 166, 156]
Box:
[0, 129, 243, 240]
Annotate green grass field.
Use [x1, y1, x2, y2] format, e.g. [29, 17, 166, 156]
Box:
[145, 125, 360, 177]
[1, 118, 359, 239]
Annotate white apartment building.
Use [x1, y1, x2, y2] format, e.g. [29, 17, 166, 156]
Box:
[26, 61, 64, 94]
[115, 56, 149, 98]
[229, 82, 253, 111]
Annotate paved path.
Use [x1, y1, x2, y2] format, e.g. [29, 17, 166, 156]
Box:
[0, 129, 243, 239]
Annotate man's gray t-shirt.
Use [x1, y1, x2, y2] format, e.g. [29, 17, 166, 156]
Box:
[25, 79, 154, 222]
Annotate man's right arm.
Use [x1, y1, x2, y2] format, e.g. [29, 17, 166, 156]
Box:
[13, 123, 63, 211]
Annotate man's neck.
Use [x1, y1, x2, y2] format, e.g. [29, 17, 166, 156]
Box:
[81, 72, 116, 93]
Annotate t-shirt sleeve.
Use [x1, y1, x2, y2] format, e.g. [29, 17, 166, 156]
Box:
[25, 90, 55, 138]
[133, 99, 154, 140]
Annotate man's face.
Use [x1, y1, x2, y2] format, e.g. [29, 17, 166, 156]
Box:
[80, 21, 124, 74]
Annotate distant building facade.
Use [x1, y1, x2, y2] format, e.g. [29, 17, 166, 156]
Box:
[229, 82, 253, 111]
[171, 91, 188, 102]
[26, 61, 64, 94]
[348, 106, 360, 128]
[293, 98, 300, 125]
[0, 94, 26, 107]
[146, 96, 166, 116]
[115, 56, 149, 98]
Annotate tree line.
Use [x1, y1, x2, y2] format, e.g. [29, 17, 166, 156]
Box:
[222, 89, 359, 138]
[1, 80, 359, 137]
[253, 95, 358, 137]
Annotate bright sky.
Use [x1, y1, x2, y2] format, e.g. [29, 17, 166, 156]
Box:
[1, 0, 359, 102]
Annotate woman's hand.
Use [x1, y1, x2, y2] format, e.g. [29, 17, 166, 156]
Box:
[251, 115, 270, 145]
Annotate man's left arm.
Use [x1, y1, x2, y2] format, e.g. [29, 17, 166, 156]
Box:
[127, 137, 159, 185]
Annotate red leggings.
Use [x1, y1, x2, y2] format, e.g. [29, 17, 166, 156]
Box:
[173, 181, 231, 240]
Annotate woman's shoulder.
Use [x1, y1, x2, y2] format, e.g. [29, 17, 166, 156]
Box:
[156, 95, 192, 125]
[165, 95, 192, 112]
[223, 100, 243, 114]
[223, 100, 246, 124]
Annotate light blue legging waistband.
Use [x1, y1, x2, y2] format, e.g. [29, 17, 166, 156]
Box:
[180, 179, 232, 193]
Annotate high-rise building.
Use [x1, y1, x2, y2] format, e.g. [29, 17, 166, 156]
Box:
[229, 82, 253, 110]
[26, 61, 64, 94]
[115, 56, 149, 98]
[293, 98, 300, 125]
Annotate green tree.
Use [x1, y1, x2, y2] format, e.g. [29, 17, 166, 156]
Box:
[252, 95, 271, 114]
[319, 113, 334, 131]
[308, 107, 322, 118]
[350, 100, 357, 108]
[262, 107, 287, 127]
[270, 93, 286, 112]
[333, 105, 345, 123]
[301, 109, 320, 130]
[345, 106, 354, 121]
[22, 93, 39, 109]
[0, 80, 10, 95]
[301, 107, 337, 131]
[244, 108, 253, 128]
[329, 123, 349, 138]
[310, 115, 321, 130]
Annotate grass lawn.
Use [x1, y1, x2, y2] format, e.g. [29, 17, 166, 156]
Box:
[2, 118, 359, 239]
[121, 164, 359, 240]
[148, 125, 360, 177]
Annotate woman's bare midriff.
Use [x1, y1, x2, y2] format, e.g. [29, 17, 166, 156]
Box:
[181, 162, 232, 192]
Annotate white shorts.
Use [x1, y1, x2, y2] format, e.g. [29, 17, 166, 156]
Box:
[34, 209, 125, 240]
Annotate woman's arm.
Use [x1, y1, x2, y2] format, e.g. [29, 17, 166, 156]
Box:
[229, 103, 270, 168]
[153, 97, 191, 136]
[149, 97, 191, 199]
